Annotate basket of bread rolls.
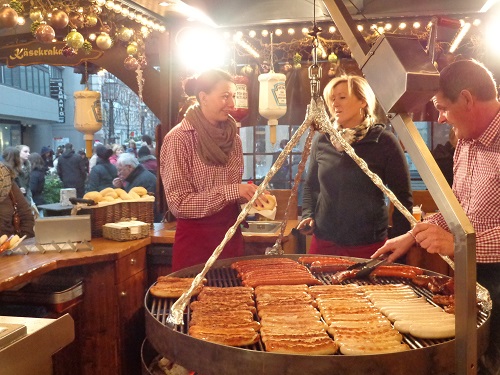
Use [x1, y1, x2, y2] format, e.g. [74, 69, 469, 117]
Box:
[75, 186, 154, 238]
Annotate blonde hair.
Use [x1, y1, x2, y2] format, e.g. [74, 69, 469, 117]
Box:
[323, 75, 377, 120]
[112, 143, 124, 153]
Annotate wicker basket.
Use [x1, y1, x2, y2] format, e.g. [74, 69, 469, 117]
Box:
[77, 200, 154, 238]
[103, 221, 151, 241]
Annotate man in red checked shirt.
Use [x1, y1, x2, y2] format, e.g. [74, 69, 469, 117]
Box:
[372, 59, 500, 375]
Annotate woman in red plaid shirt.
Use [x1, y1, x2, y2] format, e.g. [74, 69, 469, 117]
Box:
[160, 69, 262, 271]
[373, 59, 500, 374]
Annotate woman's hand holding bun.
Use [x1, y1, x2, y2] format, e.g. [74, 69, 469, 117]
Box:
[254, 194, 276, 211]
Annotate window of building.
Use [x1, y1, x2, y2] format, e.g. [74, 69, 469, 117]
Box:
[19, 66, 27, 90]
[26, 67, 34, 92]
[240, 124, 310, 206]
[0, 65, 52, 97]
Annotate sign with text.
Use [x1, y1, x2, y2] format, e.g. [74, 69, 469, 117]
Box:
[0, 41, 103, 68]
[50, 78, 65, 123]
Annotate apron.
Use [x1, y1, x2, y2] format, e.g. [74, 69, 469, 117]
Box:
[171, 203, 244, 271]
[309, 234, 386, 259]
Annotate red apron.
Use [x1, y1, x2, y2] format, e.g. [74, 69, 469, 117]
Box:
[171, 203, 244, 271]
[309, 234, 386, 259]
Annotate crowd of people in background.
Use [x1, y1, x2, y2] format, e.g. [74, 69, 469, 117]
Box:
[0, 134, 157, 217]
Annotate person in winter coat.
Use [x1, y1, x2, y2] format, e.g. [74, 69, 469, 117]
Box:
[40, 146, 54, 173]
[2, 146, 33, 206]
[141, 134, 156, 154]
[86, 144, 118, 192]
[28, 152, 46, 206]
[0, 162, 35, 238]
[137, 145, 157, 175]
[297, 74, 413, 258]
[113, 152, 156, 194]
[57, 143, 88, 198]
[109, 144, 124, 165]
[431, 127, 457, 187]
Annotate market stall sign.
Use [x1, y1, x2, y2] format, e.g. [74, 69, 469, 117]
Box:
[0, 41, 103, 68]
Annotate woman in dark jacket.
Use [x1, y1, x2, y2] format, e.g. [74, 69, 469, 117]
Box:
[86, 144, 117, 192]
[0, 163, 35, 238]
[297, 75, 413, 259]
[2, 146, 33, 206]
[137, 145, 158, 175]
[28, 152, 46, 206]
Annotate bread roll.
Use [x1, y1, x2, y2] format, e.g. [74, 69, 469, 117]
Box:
[129, 191, 141, 200]
[130, 186, 148, 196]
[99, 187, 114, 196]
[119, 191, 132, 200]
[104, 190, 118, 199]
[83, 191, 103, 202]
[114, 188, 126, 196]
[255, 194, 276, 211]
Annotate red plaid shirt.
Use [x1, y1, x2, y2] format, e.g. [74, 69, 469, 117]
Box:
[160, 119, 243, 219]
[425, 111, 500, 263]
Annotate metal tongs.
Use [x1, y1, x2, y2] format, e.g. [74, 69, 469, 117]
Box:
[346, 255, 388, 279]
[69, 197, 97, 206]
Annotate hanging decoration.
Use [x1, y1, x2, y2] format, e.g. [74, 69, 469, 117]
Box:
[136, 66, 144, 102]
[74, 63, 103, 157]
[258, 32, 287, 145]
[0, 3, 19, 28]
[0, 0, 166, 74]
[240, 64, 253, 76]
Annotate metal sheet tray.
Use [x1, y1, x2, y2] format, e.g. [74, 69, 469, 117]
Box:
[0, 275, 83, 306]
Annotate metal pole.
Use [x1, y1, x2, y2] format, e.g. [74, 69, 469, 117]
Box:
[109, 100, 115, 143]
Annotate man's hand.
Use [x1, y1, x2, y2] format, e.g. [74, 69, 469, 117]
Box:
[371, 232, 415, 263]
[412, 223, 455, 256]
[113, 178, 124, 188]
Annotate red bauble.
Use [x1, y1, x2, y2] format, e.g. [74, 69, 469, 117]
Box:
[50, 9, 69, 29]
[0, 6, 18, 29]
[35, 24, 56, 44]
[62, 45, 77, 57]
[123, 55, 139, 71]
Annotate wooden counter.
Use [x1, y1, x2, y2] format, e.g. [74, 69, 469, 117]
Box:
[0, 237, 150, 375]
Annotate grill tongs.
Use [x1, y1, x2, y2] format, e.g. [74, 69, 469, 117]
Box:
[330, 255, 388, 284]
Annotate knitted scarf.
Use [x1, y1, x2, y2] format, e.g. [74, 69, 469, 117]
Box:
[330, 116, 373, 151]
[186, 104, 237, 166]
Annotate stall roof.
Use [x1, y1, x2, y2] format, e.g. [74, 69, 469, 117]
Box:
[131, 0, 494, 27]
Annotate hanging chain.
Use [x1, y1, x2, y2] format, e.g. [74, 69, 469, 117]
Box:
[308, 0, 322, 99]
[84, 60, 89, 90]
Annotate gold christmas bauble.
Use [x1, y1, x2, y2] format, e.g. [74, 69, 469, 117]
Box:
[66, 29, 84, 49]
[96, 32, 112, 50]
[29, 7, 43, 22]
[116, 26, 133, 42]
[0, 5, 18, 29]
[126, 42, 138, 56]
[86, 14, 98, 27]
[50, 9, 69, 29]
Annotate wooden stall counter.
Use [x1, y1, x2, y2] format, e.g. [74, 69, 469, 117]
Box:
[0, 236, 151, 375]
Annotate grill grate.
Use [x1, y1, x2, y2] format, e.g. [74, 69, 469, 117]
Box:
[146, 263, 488, 353]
